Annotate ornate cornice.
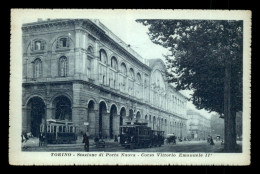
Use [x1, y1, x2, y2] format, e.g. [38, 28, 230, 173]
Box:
[22, 19, 152, 71]
[22, 19, 76, 34]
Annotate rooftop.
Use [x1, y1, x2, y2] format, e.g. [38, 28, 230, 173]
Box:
[23, 18, 151, 67]
[187, 109, 210, 120]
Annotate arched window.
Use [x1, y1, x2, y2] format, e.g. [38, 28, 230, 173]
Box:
[129, 68, 134, 79]
[56, 37, 70, 49]
[137, 73, 141, 83]
[121, 63, 127, 75]
[99, 49, 107, 64]
[59, 56, 68, 77]
[60, 38, 67, 47]
[34, 58, 42, 78]
[53, 96, 72, 121]
[87, 46, 94, 56]
[32, 40, 46, 51]
[111, 56, 118, 70]
[35, 41, 41, 50]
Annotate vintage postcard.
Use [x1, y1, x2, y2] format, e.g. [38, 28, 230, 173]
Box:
[9, 9, 251, 165]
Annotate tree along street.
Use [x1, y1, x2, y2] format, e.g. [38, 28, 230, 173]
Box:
[136, 20, 242, 152]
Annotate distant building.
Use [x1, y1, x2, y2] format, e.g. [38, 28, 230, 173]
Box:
[210, 114, 224, 139]
[186, 109, 211, 140]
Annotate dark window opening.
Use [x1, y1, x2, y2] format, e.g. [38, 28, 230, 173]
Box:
[61, 38, 67, 47]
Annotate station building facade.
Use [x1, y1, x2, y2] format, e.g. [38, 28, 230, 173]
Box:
[22, 19, 188, 139]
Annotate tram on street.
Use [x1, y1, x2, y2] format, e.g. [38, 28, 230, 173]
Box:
[40, 119, 78, 144]
[119, 121, 164, 149]
[151, 130, 165, 147]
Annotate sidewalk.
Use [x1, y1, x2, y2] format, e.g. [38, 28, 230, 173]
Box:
[22, 137, 121, 150]
[23, 138, 212, 148]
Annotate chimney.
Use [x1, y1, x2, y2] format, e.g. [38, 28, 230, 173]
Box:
[37, 18, 43, 22]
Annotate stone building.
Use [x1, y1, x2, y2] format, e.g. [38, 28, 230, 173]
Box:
[186, 109, 211, 140]
[210, 114, 224, 139]
[22, 19, 188, 139]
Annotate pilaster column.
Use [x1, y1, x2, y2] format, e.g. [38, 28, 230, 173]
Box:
[72, 106, 88, 134]
[89, 109, 98, 137]
[46, 51, 52, 77]
[22, 107, 30, 133]
[23, 57, 28, 80]
[74, 30, 84, 76]
[113, 114, 120, 137]
[46, 106, 54, 120]
[94, 41, 100, 83]
[102, 112, 110, 138]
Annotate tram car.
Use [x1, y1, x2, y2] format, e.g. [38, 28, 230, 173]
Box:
[119, 121, 164, 149]
[40, 119, 78, 144]
[151, 130, 165, 147]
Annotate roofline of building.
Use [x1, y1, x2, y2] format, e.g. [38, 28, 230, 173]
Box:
[168, 85, 188, 100]
[22, 19, 153, 71]
[187, 109, 210, 120]
[88, 19, 153, 71]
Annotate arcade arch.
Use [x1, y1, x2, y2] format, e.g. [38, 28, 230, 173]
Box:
[109, 104, 118, 139]
[136, 111, 141, 121]
[87, 100, 95, 135]
[99, 101, 107, 138]
[52, 95, 72, 121]
[25, 96, 46, 137]
[120, 107, 126, 126]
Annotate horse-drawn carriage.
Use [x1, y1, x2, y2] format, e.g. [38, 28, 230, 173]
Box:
[166, 134, 176, 144]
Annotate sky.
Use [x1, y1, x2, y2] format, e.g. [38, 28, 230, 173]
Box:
[99, 19, 170, 60]
[100, 19, 213, 119]
[23, 18, 214, 119]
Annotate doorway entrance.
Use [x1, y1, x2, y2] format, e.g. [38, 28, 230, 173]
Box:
[27, 97, 46, 137]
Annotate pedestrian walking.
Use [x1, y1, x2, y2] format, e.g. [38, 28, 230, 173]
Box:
[82, 133, 89, 151]
[118, 135, 121, 143]
[210, 136, 215, 145]
[114, 135, 118, 142]
[42, 133, 47, 147]
[172, 133, 176, 144]
[39, 133, 43, 147]
[207, 135, 211, 144]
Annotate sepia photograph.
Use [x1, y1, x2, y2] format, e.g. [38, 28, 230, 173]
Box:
[9, 9, 251, 165]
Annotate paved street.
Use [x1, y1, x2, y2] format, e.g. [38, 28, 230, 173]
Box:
[22, 138, 241, 152]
